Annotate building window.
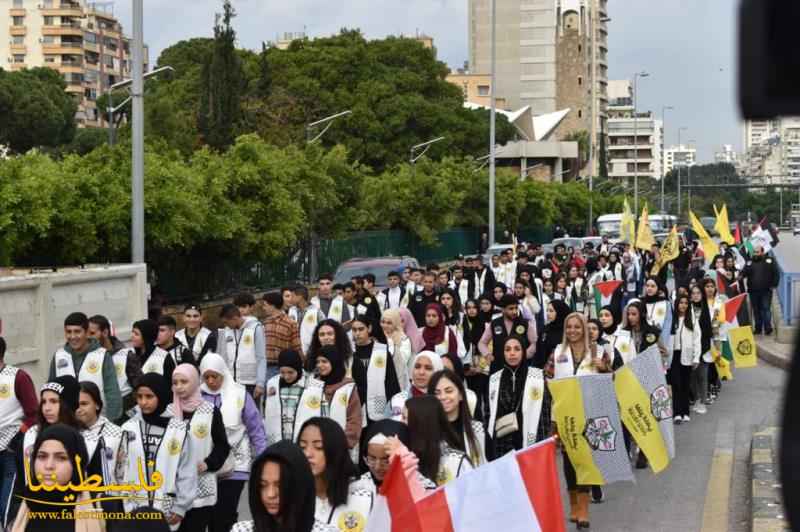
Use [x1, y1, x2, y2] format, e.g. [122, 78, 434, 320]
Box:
[578, 76, 582, 86]
[477, 85, 490, 96]
[104, 54, 114, 68]
[44, 15, 54, 25]
[84, 32, 97, 44]
[42, 35, 55, 44]
[13, 0, 24, 7]
[13, 54, 25, 63]
[12, 35, 25, 45]
[12, 16, 25, 26]
[578, 44, 582, 53]
[44, 55, 56, 63]
[578, 109, 583, 118]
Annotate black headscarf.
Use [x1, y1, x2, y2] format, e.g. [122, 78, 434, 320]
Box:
[249, 441, 316, 532]
[23, 424, 90, 530]
[134, 373, 171, 428]
[546, 300, 571, 333]
[317, 345, 346, 386]
[691, 297, 713, 354]
[538, 300, 571, 364]
[642, 277, 669, 304]
[441, 353, 465, 381]
[463, 299, 484, 349]
[358, 419, 410, 482]
[600, 304, 621, 336]
[133, 319, 158, 359]
[278, 349, 304, 387]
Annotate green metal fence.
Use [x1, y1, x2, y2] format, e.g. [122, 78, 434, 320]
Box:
[155, 225, 552, 303]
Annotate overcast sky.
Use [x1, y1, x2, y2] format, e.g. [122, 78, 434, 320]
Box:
[114, 0, 742, 162]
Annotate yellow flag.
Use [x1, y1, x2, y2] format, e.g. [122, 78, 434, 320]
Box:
[615, 365, 671, 474]
[651, 225, 680, 275]
[620, 198, 636, 244]
[635, 205, 656, 251]
[548, 378, 604, 485]
[728, 326, 758, 368]
[712, 346, 734, 380]
[713, 204, 735, 245]
[689, 211, 720, 263]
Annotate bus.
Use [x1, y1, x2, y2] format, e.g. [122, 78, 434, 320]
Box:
[596, 213, 678, 239]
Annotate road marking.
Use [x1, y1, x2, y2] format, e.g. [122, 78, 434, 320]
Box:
[701, 420, 735, 532]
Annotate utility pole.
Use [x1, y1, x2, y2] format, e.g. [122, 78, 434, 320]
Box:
[661, 106, 674, 213]
[677, 126, 688, 219]
[131, 0, 144, 264]
[632, 71, 649, 216]
[489, 0, 497, 246]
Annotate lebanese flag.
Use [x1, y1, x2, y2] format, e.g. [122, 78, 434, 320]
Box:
[371, 438, 566, 532]
[594, 280, 623, 315]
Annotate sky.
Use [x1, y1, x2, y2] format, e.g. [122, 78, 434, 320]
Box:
[113, 0, 742, 163]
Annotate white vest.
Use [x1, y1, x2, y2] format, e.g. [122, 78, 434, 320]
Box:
[389, 389, 410, 421]
[222, 323, 259, 386]
[166, 401, 217, 508]
[553, 344, 607, 379]
[176, 327, 211, 357]
[646, 300, 670, 331]
[315, 479, 374, 532]
[120, 417, 188, 518]
[81, 417, 123, 486]
[112, 348, 133, 397]
[142, 348, 169, 375]
[22, 425, 39, 477]
[609, 330, 637, 365]
[264, 374, 324, 446]
[464, 419, 487, 467]
[327, 383, 355, 436]
[312, 295, 345, 323]
[436, 444, 472, 486]
[54, 346, 106, 404]
[387, 337, 412, 389]
[0, 366, 23, 452]
[205, 384, 251, 475]
[290, 306, 321, 356]
[364, 343, 389, 422]
[488, 366, 545, 450]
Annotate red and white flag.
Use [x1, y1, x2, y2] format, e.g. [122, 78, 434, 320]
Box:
[368, 438, 566, 532]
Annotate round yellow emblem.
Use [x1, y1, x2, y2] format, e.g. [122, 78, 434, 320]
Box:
[144, 363, 158, 373]
[516, 325, 526, 335]
[193, 424, 209, 439]
[337, 511, 366, 532]
[0, 384, 10, 399]
[373, 357, 385, 369]
[646, 333, 656, 343]
[478, 357, 489, 370]
[306, 395, 321, 410]
[114, 362, 124, 377]
[339, 392, 349, 406]
[237, 397, 245, 409]
[530, 386, 542, 401]
[243, 335, 253, 346]
[619, 342, 629, 352]
[364, 297, 372, 305]
[87, 361, 99, 374]
[168, 438, 181, 455]
[305, 312, 316, 324]
[436, 466, 453, 486]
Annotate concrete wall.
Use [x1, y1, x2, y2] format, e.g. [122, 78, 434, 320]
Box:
[0, 264, 147, 386]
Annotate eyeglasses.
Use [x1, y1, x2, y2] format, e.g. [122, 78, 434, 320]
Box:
[365, 456, 391, 467]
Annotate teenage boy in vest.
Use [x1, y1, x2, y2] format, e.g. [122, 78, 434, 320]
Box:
[233, 293, 260, 327]
[49, 312, 122, 421]
[155, 315, 195, 367]
[408, 272, 441, 327]
[88, 314, 143, 422]
[218, 304, 267, 400]
[478, 295, 538, 373]
[312, 274, 352, 324]
[288, 285, 325, 357]
[0, 336, 38, 522]
[378, 271, 405, 311]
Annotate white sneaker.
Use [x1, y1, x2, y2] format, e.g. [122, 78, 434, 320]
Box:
[683, 415, 691, 422]
[694, 405, 707, 414]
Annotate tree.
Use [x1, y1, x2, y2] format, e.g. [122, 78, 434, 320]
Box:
[198, 1, 244, 150]
[0, 67, 76, 153]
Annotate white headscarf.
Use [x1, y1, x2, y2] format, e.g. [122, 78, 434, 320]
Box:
[408, 350, 444, 392]
[200, 352, 243, 428]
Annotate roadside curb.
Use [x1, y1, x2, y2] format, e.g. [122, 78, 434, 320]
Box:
[750, 427, 787, 532]
[756, 341, 792, 371]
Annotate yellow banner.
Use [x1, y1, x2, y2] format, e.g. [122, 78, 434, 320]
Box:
[651, 225, 679, 275]
[614, 366, 671, 474]
[713, 204, 735, 245]
[712, 346, 734, 380]
[621, 198, 636, 244]
[548, 378, 604, 485]
[689, 211, 720, 263]
[728, 326, 758, 368]
[635, 205, 656, 251]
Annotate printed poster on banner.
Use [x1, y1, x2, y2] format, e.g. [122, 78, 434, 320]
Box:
[548, 373, 633, 486]
[728, 325, 758, 368]
[614, 345, 676, 474]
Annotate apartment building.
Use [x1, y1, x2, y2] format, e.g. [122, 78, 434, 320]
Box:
[606, 79, 663, 180]
[664, 145, 697, 175]
[0, 0, 147, 127]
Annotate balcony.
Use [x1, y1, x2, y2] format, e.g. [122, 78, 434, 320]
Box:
[9, 43, 26, 53]
[9, 8, 26, 16]
[42, 42, 84, 55]
[42, 24, 83, 36]
[9, 26, 26, 35]
[41, 4, 83, 17]
[8, 63, 26, 71]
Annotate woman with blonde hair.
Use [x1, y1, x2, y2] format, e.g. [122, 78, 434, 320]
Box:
[380, 309, 413, 387]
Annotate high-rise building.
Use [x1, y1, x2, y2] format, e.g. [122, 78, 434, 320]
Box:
[743, 119, 779, 151]
[606, 79, 663, 180]
[714, 144, 738, 165]
[468, 0, 608, 174]
[664, 145, 697, 175]
[0, 0, 147, 127]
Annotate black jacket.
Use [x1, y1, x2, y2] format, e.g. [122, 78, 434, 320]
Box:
[744, 255, 780, 291]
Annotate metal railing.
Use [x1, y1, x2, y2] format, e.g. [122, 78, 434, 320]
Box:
[775, 254, 800, 324]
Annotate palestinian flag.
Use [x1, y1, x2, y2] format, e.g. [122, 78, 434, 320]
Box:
[720, 293, 747, 324]
[734, 223, 742, 245]
[715, 270, 739, 298]
[594, 280, 623, 316]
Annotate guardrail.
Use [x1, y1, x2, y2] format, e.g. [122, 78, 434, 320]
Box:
[775, 254, 800, 324]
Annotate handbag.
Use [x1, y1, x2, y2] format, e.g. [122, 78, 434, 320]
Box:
[495, 412, 519, 439]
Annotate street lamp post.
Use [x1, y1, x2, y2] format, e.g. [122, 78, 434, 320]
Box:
[306, 110, 352, 143]
[633, 71, 649, 216]
[687, 139, 696, 212]
[107, 65, 174, 146]
[677, 126, 688, 218]
[661, 106, 674, 213]
[131, 0, 144, 264]
[410, 137, 446, 165]
[489, 0, 497, 246]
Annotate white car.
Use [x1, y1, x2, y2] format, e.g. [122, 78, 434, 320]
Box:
[793, 226, 800, 236]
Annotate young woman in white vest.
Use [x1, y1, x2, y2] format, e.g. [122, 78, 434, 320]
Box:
[287, 285, 326, 357]
[388, 351, 443, 420]
[88, 315, 142, 424]
[298, 417, 373, 532]
[420, 304, 458, 361]
[598, 306, 636, 365]
[76, 381, 125, 518]
[118, 373, 196, 531]
[8, 376, 83, 526]
[50, 312, 122, 423]
[230, 441, 326, 532]
[566, 266, 591, 316]
[164, 364, 230, 532]
[642, 277, 671, 331]
[350, 317, 400, 425]
[429, 369, 490, 466]
[132, 318, 178, 388]
[669, 294, 702, 426]
[689, 284, 714, 415]
[379, 309, 413, 390]
[313, 346, 363, 459]
[550, 312, 614, 529]
[439, 354, 479, 420]
[439, 289, 470, 367]
[176, 305, 218, 366]
[217, 304, 267, 400]
[199, 354, 267, 532]
[702, 277, 725, 404]
[488, 336, 547, 459]
[405, 395, 473, 487]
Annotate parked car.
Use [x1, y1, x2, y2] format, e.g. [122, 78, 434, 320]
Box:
[580, 236, 603, 250]
[551, 237, 583, 251]
[333, 256, 419, 288]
